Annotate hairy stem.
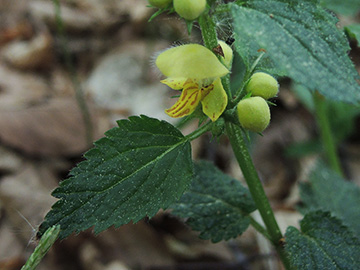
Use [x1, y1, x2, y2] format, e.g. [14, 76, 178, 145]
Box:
[185, 121, 213, 141]
[198, 13, 218, 50]
[225, 122, 291, 269]
[313, 92, 344, 177]
[198, 13, 232, 101]
[199, 10, 291, 269]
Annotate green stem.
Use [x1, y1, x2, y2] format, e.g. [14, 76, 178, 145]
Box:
[185, 121, 213, 141]
[249, 216, 272, 241]
[225, 122, 291, 269]
[21, 225, 60, 270]
[198, 13, 218, 50]
[313, 92, 344, 177]
[176, 114, 195, 129]
[198, 11, 291, 268]
[198, 13, 232, 100]
[53, 0, 94, 146]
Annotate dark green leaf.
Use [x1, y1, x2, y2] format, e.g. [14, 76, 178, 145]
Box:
[39, 115, 193, 239]
[299, 162, 360, 236]
[321, 0, 360, 16]
[171, 161, 256, 243]
[345, 24, 360, 47]
[285, 139, 321, 158]
[285, 211, 360, 270]
[231, 1, 360, 103]
[328, 102, 360, 142]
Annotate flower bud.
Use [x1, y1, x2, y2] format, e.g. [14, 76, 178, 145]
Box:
[148, 0, 172, 8]
[237, 97, 270, 133]
[174, 0, 206, 21]
[246, 72, 279, 100]
[218, 40, 233, 69]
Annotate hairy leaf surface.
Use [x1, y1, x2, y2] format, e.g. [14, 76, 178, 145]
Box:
[231, 1, 360, 103]
[39, 115, 193, 238]
[171, 161, 256, 242]
[300, 162, 360, 236]
[286, 211, 360, 269]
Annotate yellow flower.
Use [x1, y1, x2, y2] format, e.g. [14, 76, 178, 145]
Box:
[156, 44, 230, 122]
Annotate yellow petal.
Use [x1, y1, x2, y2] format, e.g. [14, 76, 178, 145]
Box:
[156, 44, 229, 80]
[160, 77, 187, 90]
[165, 80, 201, 118]
[201, 78, 228, 121]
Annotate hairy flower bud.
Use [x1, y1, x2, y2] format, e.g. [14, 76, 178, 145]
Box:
[148, 0, 172, 8]
[237, 97, 270, 133]
[246, 72, 279, 100]
[174, 0, 206, 21]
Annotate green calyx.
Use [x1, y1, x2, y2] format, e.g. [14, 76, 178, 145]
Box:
[174, 0, 206, 21]
[148, 0, 172, 8]
[236, 97, 270, 133]
[246, 72, 279, 100]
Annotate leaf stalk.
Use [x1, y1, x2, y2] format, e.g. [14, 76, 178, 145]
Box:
[313, 92, 344, 177]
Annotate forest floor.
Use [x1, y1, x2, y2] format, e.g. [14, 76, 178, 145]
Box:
[0, 1, 359, 270]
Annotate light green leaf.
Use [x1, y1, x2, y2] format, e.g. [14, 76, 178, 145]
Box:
[299, 162, 360, 236]
[285, 211, 360, 270]
[231, 1, 360, 103]
[171, 161, 256, 243]
[291, 84, 360, 143]
[22, 225, 60, 270]
[345, 24, 360, 47]
[321, 0, 360, 16]
[39, 115, 193, 239]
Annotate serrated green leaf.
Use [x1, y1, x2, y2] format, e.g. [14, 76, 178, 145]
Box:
[345, 24, 360, 47]
[299, 162, 360, 236]
[231, 1, 360, 103]
[285, 211, 360, 270]
[171, 161, 256, 243]
[39, 115, 193, 239]
[321, 0, 360, 16]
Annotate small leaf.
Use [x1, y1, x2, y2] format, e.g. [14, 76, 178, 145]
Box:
[299, 162, 360, 236]
[285, 211, 360, 270]
[345, 24, 360, 47]
[231, 1, 360, 103]
[321, 0, 360, 16]
[22, 225, 60, 270]
[171, 161, 256, 243]
[39, 115, 193, 239]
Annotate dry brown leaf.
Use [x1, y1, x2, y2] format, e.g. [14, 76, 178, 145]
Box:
[93, 223, 175, 269]
[29, 1, 96, 33]
[0, 257, 25, 270]
[0, 98, 99, 156]
[2, 33, 53, 70]
[0, 146, 23, 174]
[0, 219, 26, 262]
[0, 64, 49, 110]
[0, 161, 59, 243]
[0, 21, 33, 46]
